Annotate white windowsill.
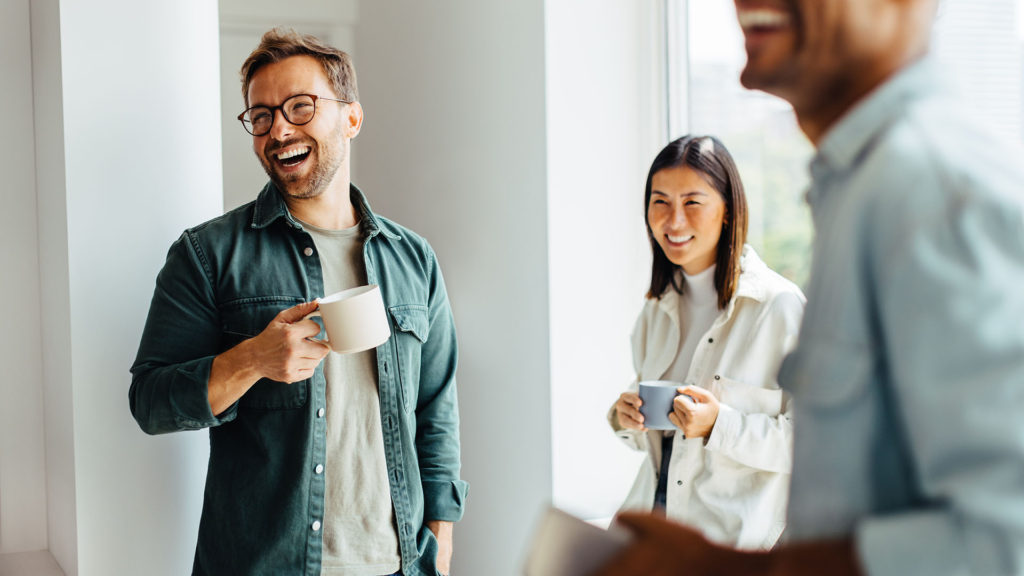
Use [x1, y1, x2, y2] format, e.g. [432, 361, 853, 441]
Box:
[0, 550, 65, 576]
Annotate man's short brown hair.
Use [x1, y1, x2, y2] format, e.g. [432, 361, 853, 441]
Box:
[240, 28, 358, 106]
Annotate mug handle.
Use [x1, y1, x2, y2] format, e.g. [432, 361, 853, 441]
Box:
[301, 310, 330, 343]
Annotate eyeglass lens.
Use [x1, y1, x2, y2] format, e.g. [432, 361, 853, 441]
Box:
[242, 95, 317, 136]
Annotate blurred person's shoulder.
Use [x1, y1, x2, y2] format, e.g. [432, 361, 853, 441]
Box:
[879, 84, 1024, 209]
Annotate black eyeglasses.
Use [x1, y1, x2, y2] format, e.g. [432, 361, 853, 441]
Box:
[237, 94, 350, 136]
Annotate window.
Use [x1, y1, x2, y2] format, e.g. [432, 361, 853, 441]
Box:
[933, 0, 1024, 144]
[670, 0, 1024, 288]
[566, 0, 1024, 527]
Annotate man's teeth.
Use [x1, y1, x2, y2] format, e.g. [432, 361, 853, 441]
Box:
[737, 9, 791, 30]
[668, 235, 694, 243]
[276, 147, 310, 160]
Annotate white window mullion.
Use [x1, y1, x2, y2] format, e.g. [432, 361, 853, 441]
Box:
[665, 0, 689, 140]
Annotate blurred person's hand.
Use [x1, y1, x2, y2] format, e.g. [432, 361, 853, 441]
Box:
[590, 511, 862, 576]
[588, 512, 733, 576]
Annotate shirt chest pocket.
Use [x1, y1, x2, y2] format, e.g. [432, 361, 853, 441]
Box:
[709, 377, 786, 416]
[778, 340, 874, 412]
[388, 305, 429, 413]
[221, 296, 308, 410]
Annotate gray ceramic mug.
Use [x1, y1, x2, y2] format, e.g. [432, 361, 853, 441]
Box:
[637, 380, 682, 430]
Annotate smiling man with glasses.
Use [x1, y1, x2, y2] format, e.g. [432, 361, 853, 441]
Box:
[130, 28, 467, 576]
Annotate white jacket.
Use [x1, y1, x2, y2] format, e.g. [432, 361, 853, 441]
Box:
[610, 246, 805, 550]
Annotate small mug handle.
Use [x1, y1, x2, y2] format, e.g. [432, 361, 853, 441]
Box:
[301, 310, 330, 343]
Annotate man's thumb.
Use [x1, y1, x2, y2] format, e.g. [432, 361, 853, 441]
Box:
[277, 300, 320, 324]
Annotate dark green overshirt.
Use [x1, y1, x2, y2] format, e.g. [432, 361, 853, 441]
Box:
[130, 183, 467, 576]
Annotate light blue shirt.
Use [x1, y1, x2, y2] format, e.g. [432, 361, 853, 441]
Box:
[779, 56, 1024, 575]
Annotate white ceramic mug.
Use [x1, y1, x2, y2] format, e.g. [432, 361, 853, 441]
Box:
[304, 285, 391, 354]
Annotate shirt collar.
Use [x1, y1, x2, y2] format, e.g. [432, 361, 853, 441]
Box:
[250, 181, 400, 240]
[809, 56, 946, 200]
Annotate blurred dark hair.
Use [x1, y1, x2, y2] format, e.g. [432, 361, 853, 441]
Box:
[644, 135, 748, 309]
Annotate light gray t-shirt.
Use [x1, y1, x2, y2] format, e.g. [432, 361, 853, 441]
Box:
[300, 218, 401, 576]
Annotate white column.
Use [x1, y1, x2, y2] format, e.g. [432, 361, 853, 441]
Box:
[29, 1, 223, 574]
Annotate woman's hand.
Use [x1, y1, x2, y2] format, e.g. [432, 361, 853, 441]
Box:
[669, 385, 719, 439]
[615, 392, 647, 431]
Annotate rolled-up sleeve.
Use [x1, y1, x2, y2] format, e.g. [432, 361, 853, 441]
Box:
[416, 250, 469, 522]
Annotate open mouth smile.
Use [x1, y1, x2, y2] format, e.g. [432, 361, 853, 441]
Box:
[273, 145, 312, 169]
[736, 7, 792, 33]
[666, 234, 695, 247]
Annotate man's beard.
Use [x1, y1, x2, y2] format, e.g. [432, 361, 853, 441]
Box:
[261, 124, 347, 200]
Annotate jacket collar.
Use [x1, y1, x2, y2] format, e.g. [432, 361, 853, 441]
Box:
[250, 181, 401, 240]
[654, 245, 768, 319]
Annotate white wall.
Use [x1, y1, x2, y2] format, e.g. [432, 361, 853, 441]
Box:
[354, 2, 553, 573]
[0, 0, 48, 555]
[545, 0, 664, 521]
[61, 1, 221, 572]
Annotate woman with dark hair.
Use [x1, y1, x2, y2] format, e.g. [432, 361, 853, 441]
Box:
[609, 135, 805, 550]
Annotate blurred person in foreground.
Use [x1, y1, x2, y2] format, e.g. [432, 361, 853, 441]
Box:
[592, 0, 1024, 574]
[610, 135, 804, 550]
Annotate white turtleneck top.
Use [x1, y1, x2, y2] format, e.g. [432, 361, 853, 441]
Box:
[664, 264, 719, 384]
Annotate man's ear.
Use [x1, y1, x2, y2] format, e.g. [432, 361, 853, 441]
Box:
[345, 101, 364, 139]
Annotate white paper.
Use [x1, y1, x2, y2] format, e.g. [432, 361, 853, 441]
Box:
[522, 506, 633, 576]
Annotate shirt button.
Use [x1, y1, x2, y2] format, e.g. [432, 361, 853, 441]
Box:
[311, 520, 321, 531]
[315, 464, 324, 474]
[714, 375, 721, 380]
[707, 337, 714, 343]
[303, 246, 314, 256]
[677, 480, 683, 486]
[317, 407, 325, 418]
